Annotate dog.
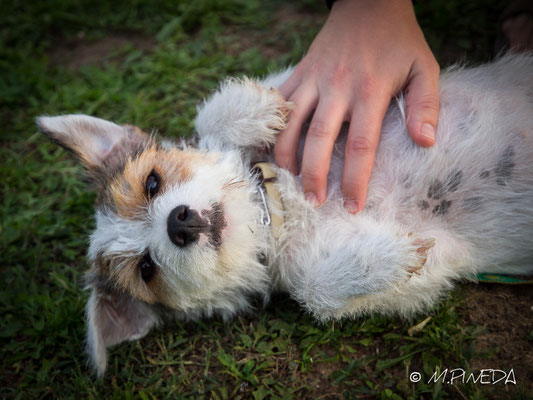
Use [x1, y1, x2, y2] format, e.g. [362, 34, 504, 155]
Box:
[37, 53, 533, 376]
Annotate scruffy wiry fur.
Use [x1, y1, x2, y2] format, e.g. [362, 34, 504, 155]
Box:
[38, 53, 533, 376]
[196, 53, 533, 320]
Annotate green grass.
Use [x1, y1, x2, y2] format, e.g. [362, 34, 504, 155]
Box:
[1, 0, 528, 398]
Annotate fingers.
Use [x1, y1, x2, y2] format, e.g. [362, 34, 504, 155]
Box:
[274, 84, 318, 174]
[300, 97, 347, 205]
[278, 71, 301, 99]
[405, 58, 440, 147]
[342, 96, 389, 213]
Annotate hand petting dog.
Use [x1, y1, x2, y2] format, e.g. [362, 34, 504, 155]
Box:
[275, 0, 440, 213]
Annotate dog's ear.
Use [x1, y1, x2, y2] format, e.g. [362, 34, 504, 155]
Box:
[86, 286, 159, 377]
[36, 114, 150, 174]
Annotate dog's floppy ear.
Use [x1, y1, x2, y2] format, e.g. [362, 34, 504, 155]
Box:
[36, 114, 150, 173]
[86, 286, 159, 377]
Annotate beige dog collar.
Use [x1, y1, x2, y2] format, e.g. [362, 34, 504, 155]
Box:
[253, 162, 285, 239]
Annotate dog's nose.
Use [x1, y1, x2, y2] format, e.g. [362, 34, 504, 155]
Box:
[167, 205, 206, 247]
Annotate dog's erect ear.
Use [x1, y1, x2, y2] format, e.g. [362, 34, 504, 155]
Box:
[86, 287, 159, 377]
[36, 114, 149, 173]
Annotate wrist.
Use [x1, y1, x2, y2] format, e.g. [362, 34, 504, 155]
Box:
[329, 0, 414, 15]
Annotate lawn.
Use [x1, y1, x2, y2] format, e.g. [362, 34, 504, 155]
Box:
[1, 0, 531, 398]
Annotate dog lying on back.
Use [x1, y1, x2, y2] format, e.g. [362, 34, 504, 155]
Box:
[38, 54, 533, 376]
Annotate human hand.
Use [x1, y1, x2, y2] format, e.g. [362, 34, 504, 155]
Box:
[274, 0, 440, 213]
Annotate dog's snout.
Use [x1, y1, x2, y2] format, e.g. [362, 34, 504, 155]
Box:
[167, 205, 206, 247]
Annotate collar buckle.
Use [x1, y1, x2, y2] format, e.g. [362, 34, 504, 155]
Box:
[257, 185, 271, 226]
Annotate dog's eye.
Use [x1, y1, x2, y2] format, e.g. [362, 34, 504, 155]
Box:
[139, 254, 156, 283]
[145, 171, 161, 198]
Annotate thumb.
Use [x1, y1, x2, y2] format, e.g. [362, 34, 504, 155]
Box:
[405, 59, 440, 147]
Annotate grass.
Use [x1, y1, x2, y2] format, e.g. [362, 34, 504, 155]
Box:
[1, 0, 530, 398]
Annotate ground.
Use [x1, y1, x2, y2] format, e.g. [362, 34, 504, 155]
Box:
[1, 0, 531, 399]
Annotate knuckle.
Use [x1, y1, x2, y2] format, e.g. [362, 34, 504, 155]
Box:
[346, 135, 374, 156]
[415, 95, 439, 115]
[307, 120, 334, 141]
[274, 146, 294, 164]
[407, 89, 439, 117]
[304, 59, 319, 75]
[294, 58, 313, 76]
[301, 170, 323, 186]
[356, 74, 378, 101]
[327, 65, 351, 86]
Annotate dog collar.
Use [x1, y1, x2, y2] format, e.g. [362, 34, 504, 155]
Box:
[252, 162, 285, 240]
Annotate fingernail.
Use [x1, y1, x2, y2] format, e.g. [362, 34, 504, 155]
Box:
[420, 122, 435, 141]
[344, 200, 359, 214]
[305, 192, 318, 206]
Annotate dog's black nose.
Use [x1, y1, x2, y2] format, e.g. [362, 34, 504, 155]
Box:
[167, 205, 207, 247]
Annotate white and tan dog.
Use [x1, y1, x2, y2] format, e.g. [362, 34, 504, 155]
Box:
[38, 54, 533, 376]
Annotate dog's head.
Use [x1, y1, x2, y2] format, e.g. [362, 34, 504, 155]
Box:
[37, 115, 270, 375]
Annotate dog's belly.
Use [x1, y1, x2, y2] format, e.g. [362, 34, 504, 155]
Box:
[293, 61, 533, 273]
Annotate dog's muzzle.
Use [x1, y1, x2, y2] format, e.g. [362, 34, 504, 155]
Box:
[167, 205, 208, 247]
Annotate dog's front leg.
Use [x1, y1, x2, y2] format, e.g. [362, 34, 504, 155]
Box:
[195, 77, 291, 153]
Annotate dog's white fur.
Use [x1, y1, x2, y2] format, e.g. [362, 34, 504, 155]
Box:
[196, 54, 533, 318]
[38, 54, 533, 375]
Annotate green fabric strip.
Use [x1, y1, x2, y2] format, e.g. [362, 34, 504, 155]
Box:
[475, 273, 533, 284]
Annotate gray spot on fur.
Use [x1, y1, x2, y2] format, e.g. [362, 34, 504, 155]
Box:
[479, 170, 490, 179]
[445, 169, 462, 192]
[418, 200, 430, 210]
[401, 175, 413, 189]
[463, 196, 483, 212]
[428, 169, 463, 201]
[427, 179, 445, 199]
[432, 200, 452, 216]
[365, 200, 376, 210]
[494, 146, 515, 186]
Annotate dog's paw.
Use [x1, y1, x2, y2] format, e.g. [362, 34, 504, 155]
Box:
[195, 77, 293, 149]
[264, 87, 293, 133]
[406, 237, 436, 275]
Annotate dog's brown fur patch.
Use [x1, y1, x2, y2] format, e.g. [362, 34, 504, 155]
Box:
[109, 146, 213, 219]
[95, 252, 167, 305]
